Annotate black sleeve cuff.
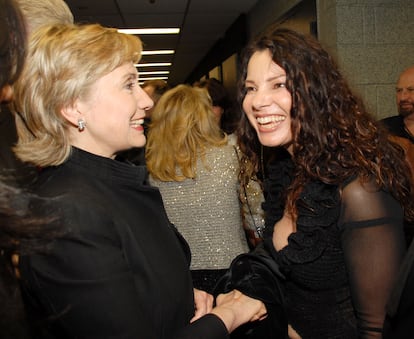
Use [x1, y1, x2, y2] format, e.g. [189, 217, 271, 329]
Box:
[174, 314, 229, 339]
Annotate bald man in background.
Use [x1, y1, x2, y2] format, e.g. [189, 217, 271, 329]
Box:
[382, 65, 414, 144]
[381, 65, 414, 175]
[382, 65, 414, 338]
[381, 65, 414, 245]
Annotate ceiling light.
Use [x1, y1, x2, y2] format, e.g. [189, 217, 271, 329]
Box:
[118, 28, 180, 35]
[135, 62, 172, 67]
[139, 71, 170, 75]
[141, 50, 174, 56]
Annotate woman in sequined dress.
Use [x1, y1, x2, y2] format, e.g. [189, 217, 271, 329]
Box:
[236, 27, 414, 338]
[195, 78, 266, 249]
[146, 84, 250, 294]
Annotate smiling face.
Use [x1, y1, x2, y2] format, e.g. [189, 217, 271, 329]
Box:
[66, 62, 153, 158]
[242, 50, 293, 153]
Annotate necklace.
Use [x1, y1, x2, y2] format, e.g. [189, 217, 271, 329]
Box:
[260, 144, 265, 180]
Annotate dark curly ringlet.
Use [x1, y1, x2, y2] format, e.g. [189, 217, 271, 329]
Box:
[0, 0, 26, 91]
[237, 27, 414, 223]
[0, 180, 59, 254]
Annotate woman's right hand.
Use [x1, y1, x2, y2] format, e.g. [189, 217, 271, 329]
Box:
[210, 289, 267, 333]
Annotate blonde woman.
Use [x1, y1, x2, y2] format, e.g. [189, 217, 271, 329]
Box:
[0, 0, 73, 187]
[146, 84, 249, 294]
[13, 24, 265, 338]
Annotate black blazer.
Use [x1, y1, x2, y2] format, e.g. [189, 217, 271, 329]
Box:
[19, 148, 228, 339]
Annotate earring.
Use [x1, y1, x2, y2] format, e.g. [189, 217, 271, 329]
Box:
[77, 118, 86, 132]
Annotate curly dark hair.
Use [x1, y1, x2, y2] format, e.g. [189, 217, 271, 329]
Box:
[0, 1, 62, 335]
[0, 181, 59, 254]
[0, 0, 26, 92]
[237, 27, 414, 222]
[0, 180, 60, 337]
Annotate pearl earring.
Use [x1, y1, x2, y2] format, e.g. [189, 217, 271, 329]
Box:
[77, 118, 86, 132]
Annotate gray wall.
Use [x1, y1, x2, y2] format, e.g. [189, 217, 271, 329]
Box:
[317, 0, 414, 119]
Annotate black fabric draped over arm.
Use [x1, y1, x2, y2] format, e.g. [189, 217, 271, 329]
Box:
[339, 179, 406, 338]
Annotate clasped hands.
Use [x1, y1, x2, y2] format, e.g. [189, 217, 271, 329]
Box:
[192, 288, 267, 333]
[11, 253, 268, 335]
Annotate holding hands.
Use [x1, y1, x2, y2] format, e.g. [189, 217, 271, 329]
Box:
[210, 289, 267, 333]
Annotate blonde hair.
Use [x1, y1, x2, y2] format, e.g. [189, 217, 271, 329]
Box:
[146, 84, 227, 181]
[13, 23, 142, 167]
[15, 0, 73, 34]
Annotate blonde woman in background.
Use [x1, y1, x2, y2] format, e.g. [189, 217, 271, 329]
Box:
[16, 0, 73, 34]
[146, 84, 250, 294]
[195, 79, 267, 249]
[0, 0, 73, 187]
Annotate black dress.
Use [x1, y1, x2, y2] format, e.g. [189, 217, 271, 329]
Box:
[384, 238, 414, 338]
[262, 157, 406, 338]
[19, 147, 228, 339]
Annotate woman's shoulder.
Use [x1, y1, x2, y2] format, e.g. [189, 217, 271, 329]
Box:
[33, 166, 115, 225]
[339, 176, 403, 225]
[340, 176, 384, 204]
[204, 144, 238, 166]
[226, 133, 238, 146]
[206, 142, 237, 154]
[34, 165, 97, 198]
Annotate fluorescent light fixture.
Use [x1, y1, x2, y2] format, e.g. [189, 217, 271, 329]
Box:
[118, 28, 180, 35]
[139, 71, 170, 75]
[141, 50, 175, 55]
[139, 76, 169, 81]
[135, 62, 172, 67]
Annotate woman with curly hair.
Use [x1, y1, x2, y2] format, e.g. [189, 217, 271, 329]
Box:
[237, 27, 414, 338]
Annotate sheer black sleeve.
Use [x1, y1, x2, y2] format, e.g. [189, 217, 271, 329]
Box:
[339, 179, 406, 338]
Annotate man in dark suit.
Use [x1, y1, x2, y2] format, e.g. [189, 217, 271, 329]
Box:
[380, 65, 414, 246]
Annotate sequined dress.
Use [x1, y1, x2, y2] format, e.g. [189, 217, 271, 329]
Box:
[228, 134, 266, 248]
[262, 157, 406, 338]
[150, 144, 249, 293]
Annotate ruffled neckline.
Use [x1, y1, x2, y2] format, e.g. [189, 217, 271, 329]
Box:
[263, 157, 341, 267]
